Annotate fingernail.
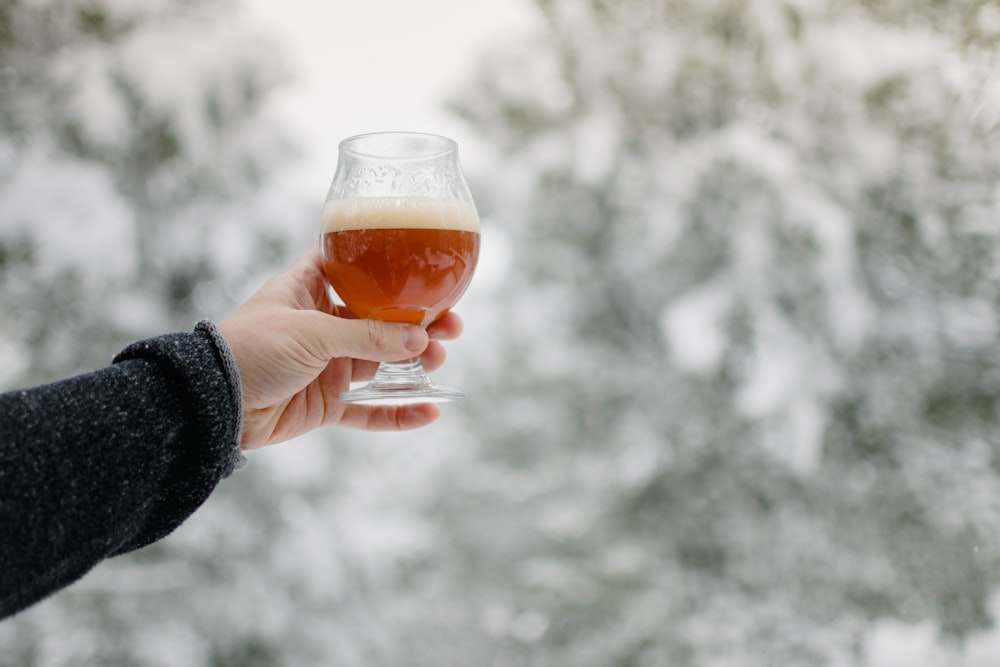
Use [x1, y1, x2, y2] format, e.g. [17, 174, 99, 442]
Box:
[404, 326, 426, 352]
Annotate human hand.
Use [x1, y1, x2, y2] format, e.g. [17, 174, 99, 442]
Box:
[217, 247, 463, 450]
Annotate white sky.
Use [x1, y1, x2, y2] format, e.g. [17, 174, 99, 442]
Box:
[245, 0, 538, 199]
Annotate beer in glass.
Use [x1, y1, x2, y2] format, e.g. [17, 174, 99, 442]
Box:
[319, 132, 480, 404]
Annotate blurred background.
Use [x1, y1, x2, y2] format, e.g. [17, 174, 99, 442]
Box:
[1, 0, 999, 664]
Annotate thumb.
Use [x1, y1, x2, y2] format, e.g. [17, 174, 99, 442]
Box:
[306, 312, 429, 362]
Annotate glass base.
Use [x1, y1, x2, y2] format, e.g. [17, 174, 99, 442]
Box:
[338, 358, 464, 406]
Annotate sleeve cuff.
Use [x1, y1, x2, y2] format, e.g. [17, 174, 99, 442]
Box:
[195, 320, 247, 471]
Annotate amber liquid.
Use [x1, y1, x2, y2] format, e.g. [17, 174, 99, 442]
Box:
[322, 227, 480, 325]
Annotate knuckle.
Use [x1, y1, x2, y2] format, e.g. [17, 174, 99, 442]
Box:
[366, 319, 388, 350]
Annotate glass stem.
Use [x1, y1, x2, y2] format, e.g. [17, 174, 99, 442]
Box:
[373, 358, 431, 387]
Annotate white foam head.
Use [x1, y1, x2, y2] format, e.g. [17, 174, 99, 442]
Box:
[322, 196, 480, 233]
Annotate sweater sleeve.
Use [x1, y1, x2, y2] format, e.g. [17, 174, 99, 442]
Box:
[0, 321, 245, 620]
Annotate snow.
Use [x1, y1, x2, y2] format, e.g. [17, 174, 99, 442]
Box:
[785, 189, 872, 350]
[866, 606, 1000, 667]
[0, 338, 29, 388]
[53, 47, 130, 150]
[806, 18, 956, 91]
[117, 17, 283, 158]
[660, 283, 732, 375]
[570, 111, 621, 185]
[0, 150, 135, 286]
[3, 0, 1000, 664]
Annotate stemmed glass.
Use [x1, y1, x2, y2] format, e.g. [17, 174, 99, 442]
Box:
[319, 132, 480, 405]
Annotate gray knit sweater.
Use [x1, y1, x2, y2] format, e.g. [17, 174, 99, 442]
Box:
[0, 321, 245, 620]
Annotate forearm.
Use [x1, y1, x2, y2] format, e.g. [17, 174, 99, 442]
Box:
[0, 322, 243, 619]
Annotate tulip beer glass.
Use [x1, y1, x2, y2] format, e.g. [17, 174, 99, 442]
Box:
[320, 132, 480, 404]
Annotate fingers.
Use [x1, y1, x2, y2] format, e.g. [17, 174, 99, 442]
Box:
[419, 341, 448, 373]
[302, 308, 462, 365]
[288, 245, 462, 368]
[303, 311, 429, 364]
[326, 306, 461, 336]
[427, 311, 463, 341]
[338, 402, 442, 431]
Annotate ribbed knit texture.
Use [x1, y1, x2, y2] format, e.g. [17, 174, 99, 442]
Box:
[0, 321, 244, 620]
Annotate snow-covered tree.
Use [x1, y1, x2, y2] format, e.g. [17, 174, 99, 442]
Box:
[0, 0, 291, 388]
[336, 1, 1000, 665]
[0, 1, 317, 665]
[4, 0, 1000, 665]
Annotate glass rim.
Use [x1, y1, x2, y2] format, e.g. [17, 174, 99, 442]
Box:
[339, 131, 457, 160]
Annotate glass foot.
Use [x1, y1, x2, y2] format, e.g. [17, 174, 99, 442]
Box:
[338, 358, 464, 406]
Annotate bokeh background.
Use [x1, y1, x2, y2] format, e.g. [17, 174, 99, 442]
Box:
[2, 0, 1000, 665]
